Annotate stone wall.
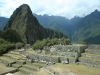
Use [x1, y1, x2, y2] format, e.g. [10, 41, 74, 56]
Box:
[50, 45, 87, 53]
[79, 57, 100, 68]
[88, 44, 100, 49]
[45, 67, 60, 75]
[0, 69, 17, 75]
[22, 52, 60, 63]
[79, 44, 100, 68]
[81, 53, 100, 60]
[0, 59, 15, 67]
[57, 52, 78, 58]
[22, 44, 88, 63]
[85, 49, 100, 54]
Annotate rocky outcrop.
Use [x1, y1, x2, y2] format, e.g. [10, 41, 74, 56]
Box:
[4, 4, 67, 45]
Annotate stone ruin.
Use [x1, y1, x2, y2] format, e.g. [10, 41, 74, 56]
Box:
[79, 44, 100, 68]
[21, 44, 100, 69]
[22, 44, 88, 64]
[0, 44, 100, 75]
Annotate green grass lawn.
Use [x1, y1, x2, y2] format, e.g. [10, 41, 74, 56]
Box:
[13, 72, 26, 75]
[0, 56, 15, 63]
[48, 63, 100, 75]
[0, 63, 16, 74]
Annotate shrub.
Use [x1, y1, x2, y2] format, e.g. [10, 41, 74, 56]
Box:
[32, 37, 70, 50]
[0, 38, 16, 55]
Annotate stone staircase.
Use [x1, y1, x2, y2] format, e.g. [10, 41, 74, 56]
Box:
[79, 44, 100, 68]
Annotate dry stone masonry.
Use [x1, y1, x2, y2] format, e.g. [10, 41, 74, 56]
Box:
[79, 44, 100, 68]
[0, 44, 100, 75]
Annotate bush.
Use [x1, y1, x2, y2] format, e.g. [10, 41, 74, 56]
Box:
[0, 38, 15, 55]
[32, 37, 71, 50]
[0, 28, 22, 43]
[77, 41, 88, 45]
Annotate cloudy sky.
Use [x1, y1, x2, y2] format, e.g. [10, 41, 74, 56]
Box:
[0, 0, 100, 19]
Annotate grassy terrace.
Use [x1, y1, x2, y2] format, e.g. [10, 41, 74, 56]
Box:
[23, 62, 45, 69]
[32, 62, 46, 67]
[0, 56, 15, 63]
[13, 72, 26, 75]
[48, 63, 100, 75]
[82, 52, 100, 56]
[10, 51, 20, 55]
[16, 59, 26, 62]
[3, 53, 22, 60]
[12, 63, 22, 68]
[19, 67, 35, 73]
[35, 69, 51, 75]
[23, 64, 39, 70]
[0, 63, 16, 74]
[80, 57, 100, 62]
[13, 69, 51, 75]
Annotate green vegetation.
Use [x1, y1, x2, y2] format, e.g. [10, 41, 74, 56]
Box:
[0, 38, 15, 55]
[75, 41, 88, 45]
[0, 28, 22, 43]
[32, 37, 70, 50]
[0, 29, 23, 55]
[72, 10, 100, 44]
[4, 4, 67, 45]
[0, 17, 8, 30]
[49, 63, 100, 75]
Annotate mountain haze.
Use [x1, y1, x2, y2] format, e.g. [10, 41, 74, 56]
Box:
[0, 17, 8, 30]
[34, 14, 74, 38]
[1, 6, 100, 44]
[72, 9, 100, 44]
[4, 4, 67, 45]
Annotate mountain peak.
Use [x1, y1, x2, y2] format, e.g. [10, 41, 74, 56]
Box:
[92, 9, 99, 15]
[20, 4, 29, 7]
[13, 4, 32, 15]
[4, 4, 67, 44]
[19, 4, 30, 11]
[94, 9, 99, 12]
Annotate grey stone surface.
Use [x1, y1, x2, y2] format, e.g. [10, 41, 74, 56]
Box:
[88, 44, 100, 49]
[79, 44, 100, 68]
[85, 49, 100, 54]
[45, 67, 60, 75]
[81, 53, 100, 60]
[50, 45, 87, 53]
[79, 57, 100, 67]
[22, 44, 88, 63]
[22, 52, 60, 63]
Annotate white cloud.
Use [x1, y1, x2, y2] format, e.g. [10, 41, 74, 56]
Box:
[0, 0, 100, 19]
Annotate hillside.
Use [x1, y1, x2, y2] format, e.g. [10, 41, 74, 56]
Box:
[0, 17, 8, 30]
[4, 4, 67, 45]
[34, 14, 72, 38]
[1, 7, 100, 44]
[72, 9, 100, 44]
